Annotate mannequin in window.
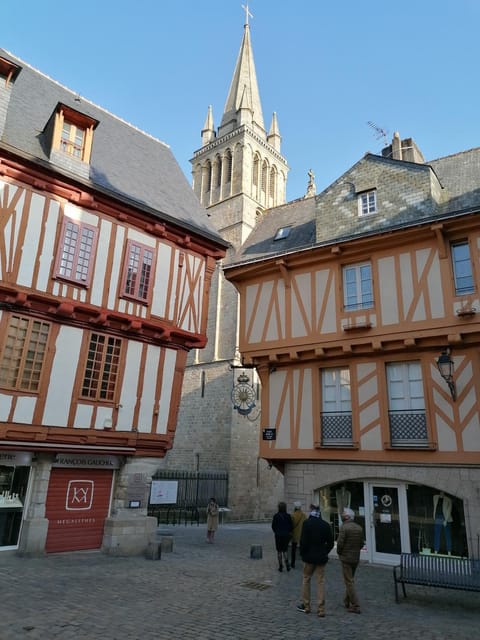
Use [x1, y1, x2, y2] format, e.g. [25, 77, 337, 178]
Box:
[336, 485, 351, 527]
[433, 492, 453, 554]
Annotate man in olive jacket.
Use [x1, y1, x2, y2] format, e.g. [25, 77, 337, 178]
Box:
[336, 507, 364, 614]
[296, 505, 334, 617]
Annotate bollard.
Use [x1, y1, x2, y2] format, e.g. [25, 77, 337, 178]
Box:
[160, 535, 174, 553]
[250, 544, 263, 559]
[145, 541, 161, 560]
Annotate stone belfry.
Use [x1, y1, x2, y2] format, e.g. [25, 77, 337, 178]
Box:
[161, 7, 287, 520]
[192, 9, 289, 248]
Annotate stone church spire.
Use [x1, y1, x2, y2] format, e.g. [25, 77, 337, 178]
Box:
[218, 20, 265, 137]
[191, 8, 288, 213]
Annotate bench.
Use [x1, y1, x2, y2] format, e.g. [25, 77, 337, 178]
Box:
[393, 553, 480, 603]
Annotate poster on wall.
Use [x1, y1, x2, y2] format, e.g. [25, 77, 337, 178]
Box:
[150, 480, 178, 504]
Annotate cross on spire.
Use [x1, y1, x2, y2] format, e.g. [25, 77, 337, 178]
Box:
[242, 3, 253, 25]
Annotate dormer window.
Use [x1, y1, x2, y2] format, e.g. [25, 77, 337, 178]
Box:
[51, 104, 98, 164]
[358, 189, 377, 216]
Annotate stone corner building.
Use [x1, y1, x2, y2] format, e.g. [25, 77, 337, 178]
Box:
[0, 49, 227, 555]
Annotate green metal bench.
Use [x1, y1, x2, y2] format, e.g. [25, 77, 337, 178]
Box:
[393, 553, 480, 603]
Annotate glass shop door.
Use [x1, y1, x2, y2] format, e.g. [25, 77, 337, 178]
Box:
[366, 483, 410, 564]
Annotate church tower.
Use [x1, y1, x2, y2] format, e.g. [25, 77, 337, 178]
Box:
[162, 10, 287, 520]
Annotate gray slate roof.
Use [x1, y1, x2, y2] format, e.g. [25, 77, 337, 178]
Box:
[0, 49, 226, 248]
[227, 146, 480, 269]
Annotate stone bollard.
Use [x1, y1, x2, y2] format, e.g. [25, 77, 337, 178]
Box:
[250, 544, 263, 559]
[145, 541, 161, 560]
[160, 535, 174, 553]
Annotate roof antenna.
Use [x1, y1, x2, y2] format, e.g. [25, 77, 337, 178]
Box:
[367, 121, 389, 146]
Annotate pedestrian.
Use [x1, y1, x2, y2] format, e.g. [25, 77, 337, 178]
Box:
[271, 501, 293, 571]
[206, 497, 219, 543]
[336, 507, 364, 614]
[296, 504, 334, 617]
[290, 501, 306, 569]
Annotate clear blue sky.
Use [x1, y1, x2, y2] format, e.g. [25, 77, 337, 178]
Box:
[2, 1, 479, 202]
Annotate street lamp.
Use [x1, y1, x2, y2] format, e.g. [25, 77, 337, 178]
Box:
[436, 349, 456, 401]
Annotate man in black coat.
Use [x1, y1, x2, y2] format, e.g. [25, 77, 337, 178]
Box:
[296, 504, 334, 617]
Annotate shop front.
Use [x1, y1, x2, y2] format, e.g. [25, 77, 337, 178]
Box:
[318, 480, 468, 565]
[0, 451, 32, 550]
[45, 453, 120, 553]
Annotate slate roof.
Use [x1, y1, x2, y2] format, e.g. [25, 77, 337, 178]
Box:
[0, 49, 227, 248]
[226, 146, 480, 269]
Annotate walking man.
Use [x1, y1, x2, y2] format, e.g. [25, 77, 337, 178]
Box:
[296, 504, 334, 617]
[336, 507, 364, 614]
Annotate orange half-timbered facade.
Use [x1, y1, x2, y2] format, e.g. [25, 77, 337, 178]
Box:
[0, 50, 226, 554]
[225, 135, 480, 564]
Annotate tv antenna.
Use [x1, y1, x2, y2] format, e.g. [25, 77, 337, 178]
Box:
[367, 121, 388, 146]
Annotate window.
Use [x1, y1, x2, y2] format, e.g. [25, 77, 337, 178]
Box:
[225, 149, 232, 184]
[386, 361, 428, 446]
[451, 241, 475, 295]
[269, 167, 277, 201]
[358, 190, 377, 216]
[122, 241, 155, 302]
[55, 219, 97, 285]
[343, 262, 373, 310]
[274, 226, 291, 241]
[60, 122, 85, 158]
[321, 368, 353, 445]
[0, 315, 50, 391]
[51, 104, 97, 164]
[81, 333, 122, 401]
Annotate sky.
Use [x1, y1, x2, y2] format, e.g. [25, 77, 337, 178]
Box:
[2, 0, 480, 202]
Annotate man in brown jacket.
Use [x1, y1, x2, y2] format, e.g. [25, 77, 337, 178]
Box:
[336, 507, 364, 614]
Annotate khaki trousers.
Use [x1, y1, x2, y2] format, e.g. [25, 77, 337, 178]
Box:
[341, 561, 360, 609]
[301, 562, 326, 614]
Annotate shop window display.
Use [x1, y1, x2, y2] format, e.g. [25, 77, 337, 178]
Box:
[406, 485, 467, 557]
[0, 466, 30, 547]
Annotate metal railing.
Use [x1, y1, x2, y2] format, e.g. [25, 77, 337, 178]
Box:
[148, 470, 228, 526]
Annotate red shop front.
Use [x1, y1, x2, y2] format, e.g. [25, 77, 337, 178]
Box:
[45, 454, 120, 553]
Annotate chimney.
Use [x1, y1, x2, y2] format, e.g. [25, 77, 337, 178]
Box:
[382, 132, 425, 164]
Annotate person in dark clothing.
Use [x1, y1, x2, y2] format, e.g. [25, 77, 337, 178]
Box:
[296, 504, 334, 617]
[271, 501, 293, 571]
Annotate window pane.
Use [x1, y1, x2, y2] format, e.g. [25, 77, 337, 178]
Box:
[81, 333, 122, 401]
[0, 316, 49, 391]
[452, 242, 474, 294]
[343, 263, 373, 310]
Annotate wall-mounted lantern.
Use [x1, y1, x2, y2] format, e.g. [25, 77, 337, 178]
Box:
[436, 349, 456, 401]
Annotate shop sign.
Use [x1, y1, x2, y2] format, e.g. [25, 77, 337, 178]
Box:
[262, 428, 276, 441]
[53, 454, 121, 469]
[0, 451, 32, 466]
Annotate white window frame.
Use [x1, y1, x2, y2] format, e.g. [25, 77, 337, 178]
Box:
[343, 262, 373, 311]
[322, 367, 351, 414]
[121, 240, 155, 303]
[386, 361, 425, 412]
[451, 240, 475, 295]
[55, 218, 97, 286]
[358, 190, 377, 216]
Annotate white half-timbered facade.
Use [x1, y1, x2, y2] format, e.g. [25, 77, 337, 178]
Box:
[225, 134, 480, 564]
[0, 50, 226, 555]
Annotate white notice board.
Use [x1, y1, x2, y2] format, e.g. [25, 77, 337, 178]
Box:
[150, 480, 178, 504]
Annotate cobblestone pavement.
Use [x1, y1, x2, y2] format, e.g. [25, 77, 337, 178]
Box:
[0, 522, 478, 640]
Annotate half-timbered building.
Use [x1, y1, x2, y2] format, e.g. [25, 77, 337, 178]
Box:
[225, 133, 480, 564]
[0, 50, 227, 554]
